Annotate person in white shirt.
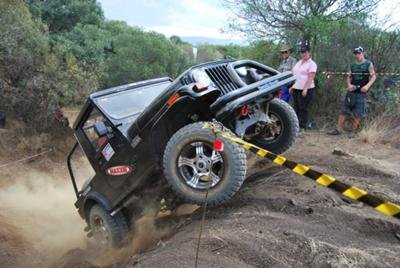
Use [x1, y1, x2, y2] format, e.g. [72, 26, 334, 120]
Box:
[289, 45, 317, 130]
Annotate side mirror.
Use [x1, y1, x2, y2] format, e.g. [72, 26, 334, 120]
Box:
[94, 121, 109, 137]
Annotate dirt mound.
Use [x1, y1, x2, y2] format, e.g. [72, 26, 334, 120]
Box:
[118, 164, 400, 267]
[0, 130, 399, 267]
[115, 132, 400, 267]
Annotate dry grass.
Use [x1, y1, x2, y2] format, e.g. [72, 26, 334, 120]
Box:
[358, 115, 399, 145]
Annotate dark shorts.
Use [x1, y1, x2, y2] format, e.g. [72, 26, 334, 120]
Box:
[340, 92, 367, 118]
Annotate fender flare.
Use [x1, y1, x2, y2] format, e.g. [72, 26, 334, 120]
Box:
[83, 191, 113, 220]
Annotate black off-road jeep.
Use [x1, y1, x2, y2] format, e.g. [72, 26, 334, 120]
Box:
[67, 59, 298, 247]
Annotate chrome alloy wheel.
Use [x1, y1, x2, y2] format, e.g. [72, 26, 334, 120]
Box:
[177, 141, 224, 190]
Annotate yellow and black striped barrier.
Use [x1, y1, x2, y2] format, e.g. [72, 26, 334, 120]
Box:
[203, 123, 400, 220]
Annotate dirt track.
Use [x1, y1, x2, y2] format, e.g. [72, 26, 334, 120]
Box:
[1, 131, 399, 267]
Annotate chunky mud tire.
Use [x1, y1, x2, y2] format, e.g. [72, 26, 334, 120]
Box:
[89, 205, 129, 248]
[251, 98, 299, 154]
[163, 122, 247, 206]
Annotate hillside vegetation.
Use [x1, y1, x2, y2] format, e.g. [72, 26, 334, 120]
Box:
[1, 0, 398, 135]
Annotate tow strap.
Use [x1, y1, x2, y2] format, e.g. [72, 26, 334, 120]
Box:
[203, 122, 400, 220]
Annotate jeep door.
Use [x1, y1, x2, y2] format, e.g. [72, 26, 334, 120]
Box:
[76, 105, 151, 207]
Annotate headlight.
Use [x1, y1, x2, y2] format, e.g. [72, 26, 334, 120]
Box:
[191, 69, 212, 87]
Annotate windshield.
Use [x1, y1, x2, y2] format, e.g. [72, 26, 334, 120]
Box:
[94, 81, 170, 119]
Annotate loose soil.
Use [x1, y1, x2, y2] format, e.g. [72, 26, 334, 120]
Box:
[0, 130, 399, 267]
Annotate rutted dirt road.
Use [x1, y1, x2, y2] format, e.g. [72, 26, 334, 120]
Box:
[0, 130, 399, 267]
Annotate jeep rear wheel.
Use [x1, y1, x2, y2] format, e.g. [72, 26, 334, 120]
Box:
[249, 98, 299, 154]
[89, 205, 129, 248]
[163, 122, 247, 206]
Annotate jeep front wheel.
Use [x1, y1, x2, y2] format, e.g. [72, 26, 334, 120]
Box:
[163, 122, 247, 206]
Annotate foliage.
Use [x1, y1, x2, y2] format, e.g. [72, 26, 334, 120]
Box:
[223, 0, 379, 44]
[27, 0, 104, 33]
[1, 0, 398, 135]
[0, 0, 53, 131]
[101, 28, 191, 88]
[242, 40, 281, 66]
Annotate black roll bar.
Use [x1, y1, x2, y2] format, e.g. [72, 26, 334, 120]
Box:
[67, 142, 79, 198]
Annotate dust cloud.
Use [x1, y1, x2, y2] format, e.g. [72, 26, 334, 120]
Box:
[0, 157, 200, 267]
[0, 165, 86, 267]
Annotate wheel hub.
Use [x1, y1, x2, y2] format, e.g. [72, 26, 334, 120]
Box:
[178, 142, 224, 189]
[92, 216, 111, 245]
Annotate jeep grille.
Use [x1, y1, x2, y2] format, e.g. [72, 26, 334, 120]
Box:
[205, 64, 239, 94]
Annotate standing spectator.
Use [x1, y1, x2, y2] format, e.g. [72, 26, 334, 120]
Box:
[289, 45, 317, 131]
[328, 46, 376, 136]
[278, 45, 297, 102]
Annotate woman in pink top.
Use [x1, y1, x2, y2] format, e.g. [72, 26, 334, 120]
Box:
[289, 45, 317, 130]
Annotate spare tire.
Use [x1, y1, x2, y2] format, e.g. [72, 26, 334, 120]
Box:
[163, 122, 247, 206]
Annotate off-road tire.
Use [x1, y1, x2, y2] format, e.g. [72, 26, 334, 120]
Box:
[163, 122, 247, 206]
[251, 98, 299, 154]
[89, 205, 129, 248]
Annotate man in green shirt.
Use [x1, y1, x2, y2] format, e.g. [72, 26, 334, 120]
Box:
[328, 46, 376, 136]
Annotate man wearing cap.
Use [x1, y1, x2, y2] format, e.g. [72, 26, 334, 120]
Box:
[289, 45, 317, 130]
[278, 45, 297, 102]
[328, 46, 376, 136]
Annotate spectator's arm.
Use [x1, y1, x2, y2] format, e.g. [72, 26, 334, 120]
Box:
[277, 62, 283, 72]
[366, 63, 376, 89]
[361, 63, 376, 93]
[301, 72, 316, 97]
[347, 69, 353, 91]
[291, 58, 297, 71]
[303, 72, 316, 91]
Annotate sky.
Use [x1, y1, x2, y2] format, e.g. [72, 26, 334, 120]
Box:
[97, 0, 400, 40]
[97, 0, 240, 39]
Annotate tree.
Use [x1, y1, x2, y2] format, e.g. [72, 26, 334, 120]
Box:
[101, 27, 191, 88]
[224, 0, 380, 45]
[0, 0, 53, 130]
[196, 45, 224, 63]
[169, 35, 184, 45]
[54, 23, 112, 67]
[242, 40, 280, 66]
[0, 0, 100, 131]
[27, 0, 104, 33]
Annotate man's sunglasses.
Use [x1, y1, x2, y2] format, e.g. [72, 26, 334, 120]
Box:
[281, 51, 289, 54]
[353, 51, 362, 55]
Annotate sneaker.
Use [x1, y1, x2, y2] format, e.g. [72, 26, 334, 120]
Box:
[327, 128, 341, 135]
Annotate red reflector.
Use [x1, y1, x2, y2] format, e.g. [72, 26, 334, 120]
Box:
[213, 139, 224, 152]
[97, 136, 107, 148]
[240, 105, 249, 117]
[106, 165, 133, 176]
[193, 82, 207, 92]
[167, 93, 180, 106]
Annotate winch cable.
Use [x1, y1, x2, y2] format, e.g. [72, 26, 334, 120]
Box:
[203, 122, 400, 220]
[0, 148, 53, 169]
[194, 137, 223, 268]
